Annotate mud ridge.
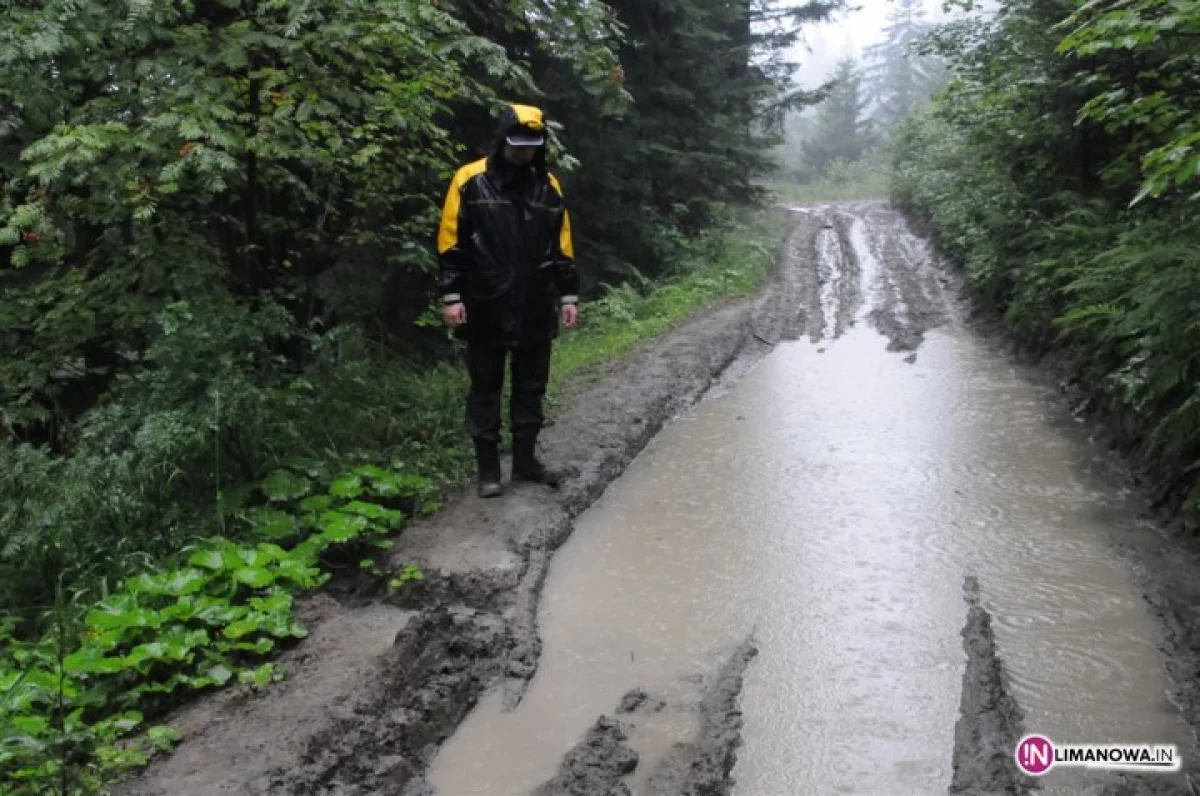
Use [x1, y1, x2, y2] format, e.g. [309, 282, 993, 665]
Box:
[949, 576, 1034, 796]
[775, 209, 824, 345]
[503, 546, 551, 708]
[642, 640, 759, 796]
[278, 608, 505, 795]
[115, 215, 806, 796]
[855, 202, 951, 353]
[532, 718, 640, 796]
[705, 208, 823, 398]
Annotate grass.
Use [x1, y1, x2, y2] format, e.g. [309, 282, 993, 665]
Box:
[763, 157, 889, 204]
[549, 208, 786, 395]
[763, 177, 888, 204]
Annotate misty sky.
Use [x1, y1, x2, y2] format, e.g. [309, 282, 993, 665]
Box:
[784, 0, 963, 89]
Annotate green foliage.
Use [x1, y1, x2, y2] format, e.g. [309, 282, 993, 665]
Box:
[0, 0, 831, 789]
[0, 463, 433, 793]
[767, 160, 889, 204]
[1, 1, 536, 436]
[891, 0, 1200, 527]
[0, 318, 469, 627]
[1057, 0, 1200, 203]
[389, 564, 426, 591]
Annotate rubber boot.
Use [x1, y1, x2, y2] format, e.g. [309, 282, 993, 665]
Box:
[474, 439, 504, 499]
[512, 434, 562, 488]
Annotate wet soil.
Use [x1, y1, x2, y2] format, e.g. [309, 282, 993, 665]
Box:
[949, 577, 1034, 796]
[115, 202, 1200, 796]
[523, 642, 757, 796]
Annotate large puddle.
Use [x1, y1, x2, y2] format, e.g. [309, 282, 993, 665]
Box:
[426, 204, 1193, 795]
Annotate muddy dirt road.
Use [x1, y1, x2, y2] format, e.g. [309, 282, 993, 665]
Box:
[120, 203, 1200, 796]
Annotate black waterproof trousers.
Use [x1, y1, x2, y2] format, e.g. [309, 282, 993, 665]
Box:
[465, 339, 553, 446]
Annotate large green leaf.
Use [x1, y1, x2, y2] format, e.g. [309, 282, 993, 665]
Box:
[261, 470, 311, 502]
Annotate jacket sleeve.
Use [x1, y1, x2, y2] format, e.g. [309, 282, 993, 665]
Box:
[547, 173, 580, 305]
[436, 168, 472, 305]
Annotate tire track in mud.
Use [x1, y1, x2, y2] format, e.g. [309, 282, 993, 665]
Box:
[830, 211, 868, 337]
[774, 205, 861, 346]
[858, 203, 954, 354]
[750, 202, 953, 355]
[814, 220, 842, 342]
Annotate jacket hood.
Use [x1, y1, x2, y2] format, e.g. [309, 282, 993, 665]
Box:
[490, 103, 549, 177]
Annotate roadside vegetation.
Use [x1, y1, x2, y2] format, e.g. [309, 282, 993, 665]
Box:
[889, 0, 1200, 529]
[0, 1, 812, 791]
[764, 159, 888, 204]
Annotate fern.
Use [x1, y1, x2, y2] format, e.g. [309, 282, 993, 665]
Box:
[1148, 387, 1200, 459]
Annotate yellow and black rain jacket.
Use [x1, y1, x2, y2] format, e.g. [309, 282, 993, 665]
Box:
[437, 104, 580, 346]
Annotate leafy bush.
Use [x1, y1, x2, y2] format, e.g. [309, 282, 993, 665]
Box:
[0, 306, 469, 628]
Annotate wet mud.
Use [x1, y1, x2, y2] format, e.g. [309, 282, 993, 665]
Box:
[949, 577, 1034, 796]
[640, 641, 758, 796]
[116, 202, 1200, 796]
[527, 641, 758, 796]
[531, 717, 639, 796]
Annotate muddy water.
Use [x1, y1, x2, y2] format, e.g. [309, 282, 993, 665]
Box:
[425, 203, 1193, 795]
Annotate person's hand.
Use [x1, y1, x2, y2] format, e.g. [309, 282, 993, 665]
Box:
[443, 302, 467, 328]
[561, 303, 579, 329]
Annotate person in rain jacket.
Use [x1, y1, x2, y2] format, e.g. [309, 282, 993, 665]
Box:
[437, 103, 581, 498]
